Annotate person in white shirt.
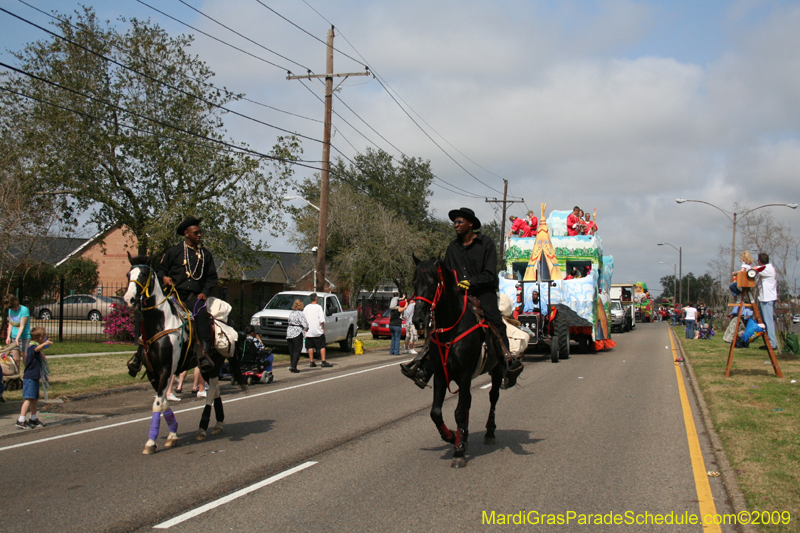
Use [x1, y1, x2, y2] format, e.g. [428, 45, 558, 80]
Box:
[303, 293, 332, 368]
[402, 299, 418, 355]
[755, 253, 779, 350]
[683, 303, 698, 339]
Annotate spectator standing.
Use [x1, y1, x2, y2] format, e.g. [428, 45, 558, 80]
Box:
[286, 299, 309, 373]
[755, 253, 779, 351]
[16, 326, 51, 429]
[3, 294, 31, 367]
[402, 299, 418, 354]
[683, 303, 698, 339]
[389, 294, 403, 355]
[303, 293, 332, 367]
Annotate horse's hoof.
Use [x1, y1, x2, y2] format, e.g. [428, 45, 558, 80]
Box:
[211, 422, 223, 435]
[484, 436, 496, 445]
[164, 437, 179, 448]
[195, 429, 207, 441]
[143, 444, 157, 455]
[451, 457, 467, 468]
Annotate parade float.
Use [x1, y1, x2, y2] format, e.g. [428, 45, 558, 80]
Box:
[499, 204, 616, 358]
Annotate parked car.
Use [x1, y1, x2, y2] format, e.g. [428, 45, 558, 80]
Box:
[34, 294, 125, 321]
[793, 314, 800, 324]
[250, 291, 358, 351]
[371, 309, 407, 339]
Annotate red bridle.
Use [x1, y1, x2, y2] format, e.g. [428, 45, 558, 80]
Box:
[414, 264, 487, 392]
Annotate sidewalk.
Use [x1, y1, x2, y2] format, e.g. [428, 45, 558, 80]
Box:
[0, 345, 406, 439]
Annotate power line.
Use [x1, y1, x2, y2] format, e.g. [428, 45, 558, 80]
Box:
[174, 0, 311, 73]
[0, 6, 345, 155]
[0, 84, 322, 170]
[299, 0, 518, 199]
[134, 0, 291, 72]
[254, 0, 366, 69]
[17, 0, 324, 127]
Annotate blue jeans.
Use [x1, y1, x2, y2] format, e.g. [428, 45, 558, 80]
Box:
[759, 300, 778, 349]
[685, 320, 696, 339]
[389, 326, 402, 355]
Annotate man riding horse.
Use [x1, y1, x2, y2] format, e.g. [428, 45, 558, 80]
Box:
[128, 216, 217, 377]
[401, 207, 524, 389]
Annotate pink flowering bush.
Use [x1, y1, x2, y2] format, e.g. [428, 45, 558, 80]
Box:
[104, 306, 135, 342]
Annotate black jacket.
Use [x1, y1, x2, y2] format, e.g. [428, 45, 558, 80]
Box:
[444, 232, 499, 293]
[157, 242, 218, 297]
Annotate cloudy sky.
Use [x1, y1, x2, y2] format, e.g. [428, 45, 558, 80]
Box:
[2, 0, 799, 294]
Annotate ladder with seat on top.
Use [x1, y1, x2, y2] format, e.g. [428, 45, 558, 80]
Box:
[725, 270, 782, 377]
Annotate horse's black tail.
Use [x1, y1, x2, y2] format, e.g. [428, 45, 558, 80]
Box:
[227, 352, 248, 392]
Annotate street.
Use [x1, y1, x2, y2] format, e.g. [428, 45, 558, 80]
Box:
[1, 323, 736, 532]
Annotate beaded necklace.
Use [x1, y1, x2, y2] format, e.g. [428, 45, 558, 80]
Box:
[183, 241, 205, 280]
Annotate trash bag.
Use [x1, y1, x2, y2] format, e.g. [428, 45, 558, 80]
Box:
[741, 319, 765, 343]
[785, 333, 800, 355]
[354, 338, 364, 355]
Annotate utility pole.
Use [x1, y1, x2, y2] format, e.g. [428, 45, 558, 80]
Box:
[288, 26, 370, 292]
[486, 180, 524, 257]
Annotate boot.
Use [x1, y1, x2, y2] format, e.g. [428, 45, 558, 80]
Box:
[501, 357, 523, 389]
[197, 340, 215, 375]
[400, 342, 433, 388]
[127, 349, 143, 378]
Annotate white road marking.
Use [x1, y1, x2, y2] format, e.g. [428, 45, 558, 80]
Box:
[0, 360, 409, 452]
[480, 383, 492, 389]
[153, 461, 317, 529]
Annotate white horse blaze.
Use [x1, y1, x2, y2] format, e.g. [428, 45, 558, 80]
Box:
[124, 266, 142, 307]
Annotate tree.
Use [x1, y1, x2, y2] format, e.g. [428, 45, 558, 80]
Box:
[0, 8, 299, 275]
[57, 257, 100, 294]
[659, 275, 676, 299]
[299, 148, 435, 230]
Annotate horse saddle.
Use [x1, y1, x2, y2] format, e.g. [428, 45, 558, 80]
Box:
[466, 295, 513, 361]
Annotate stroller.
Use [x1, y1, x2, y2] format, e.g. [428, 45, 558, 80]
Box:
[1, 343, 22, 392]
[697, 322, 715, 340]
[229, 334, 274, 386]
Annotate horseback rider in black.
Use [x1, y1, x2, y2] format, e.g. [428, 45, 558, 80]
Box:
[127, 216, 218, 377]
[400, 207, 524, 389]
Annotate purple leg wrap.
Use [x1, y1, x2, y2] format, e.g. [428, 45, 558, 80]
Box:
[148, 412, 161, 441]
[164, 408, 178, 433]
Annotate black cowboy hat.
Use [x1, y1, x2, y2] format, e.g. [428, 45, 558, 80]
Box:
[176, 216, 203, 236]
[448, 207, 481, 230]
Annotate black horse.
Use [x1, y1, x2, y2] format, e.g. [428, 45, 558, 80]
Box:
[124, 254, 245, 455]
[411, 256, 504, 468]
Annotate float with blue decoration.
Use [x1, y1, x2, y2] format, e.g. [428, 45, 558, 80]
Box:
[499, 204, 616, 359]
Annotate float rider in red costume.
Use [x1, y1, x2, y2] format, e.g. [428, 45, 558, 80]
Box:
[400, 207, 524, 389]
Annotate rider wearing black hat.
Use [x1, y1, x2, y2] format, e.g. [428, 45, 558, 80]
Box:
[400, 207, 523, 389]
[126, 216, 218, 377]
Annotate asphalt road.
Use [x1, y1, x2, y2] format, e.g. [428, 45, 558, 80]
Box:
[2, 323, 737, 532]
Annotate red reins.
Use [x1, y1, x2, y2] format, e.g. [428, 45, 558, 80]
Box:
[415, 264, 488, 393]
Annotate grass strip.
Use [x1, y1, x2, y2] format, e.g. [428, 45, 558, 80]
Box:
[676, 324, 800, 532]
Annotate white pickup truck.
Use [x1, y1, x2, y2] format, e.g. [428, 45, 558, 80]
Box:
[250, 291, 358, 352]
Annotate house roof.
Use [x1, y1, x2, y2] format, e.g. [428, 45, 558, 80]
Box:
[7, 236, 90, 265]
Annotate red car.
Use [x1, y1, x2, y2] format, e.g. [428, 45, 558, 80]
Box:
[370, 309, 406, 339]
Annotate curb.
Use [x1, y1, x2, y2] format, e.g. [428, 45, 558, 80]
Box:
[670, 328, 756, 533]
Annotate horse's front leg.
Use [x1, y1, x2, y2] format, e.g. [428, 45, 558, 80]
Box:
[452, 380, 473, 468]
[144, 369, 173, 454]
[485, 363, 503, 445]
[430, 370, 455, 445]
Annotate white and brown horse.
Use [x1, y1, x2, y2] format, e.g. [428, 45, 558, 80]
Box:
[124, 254, 245, 454]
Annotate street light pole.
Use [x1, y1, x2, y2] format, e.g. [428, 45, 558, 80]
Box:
[676, 199, 798, 275]
[658, 242, 682, 306]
